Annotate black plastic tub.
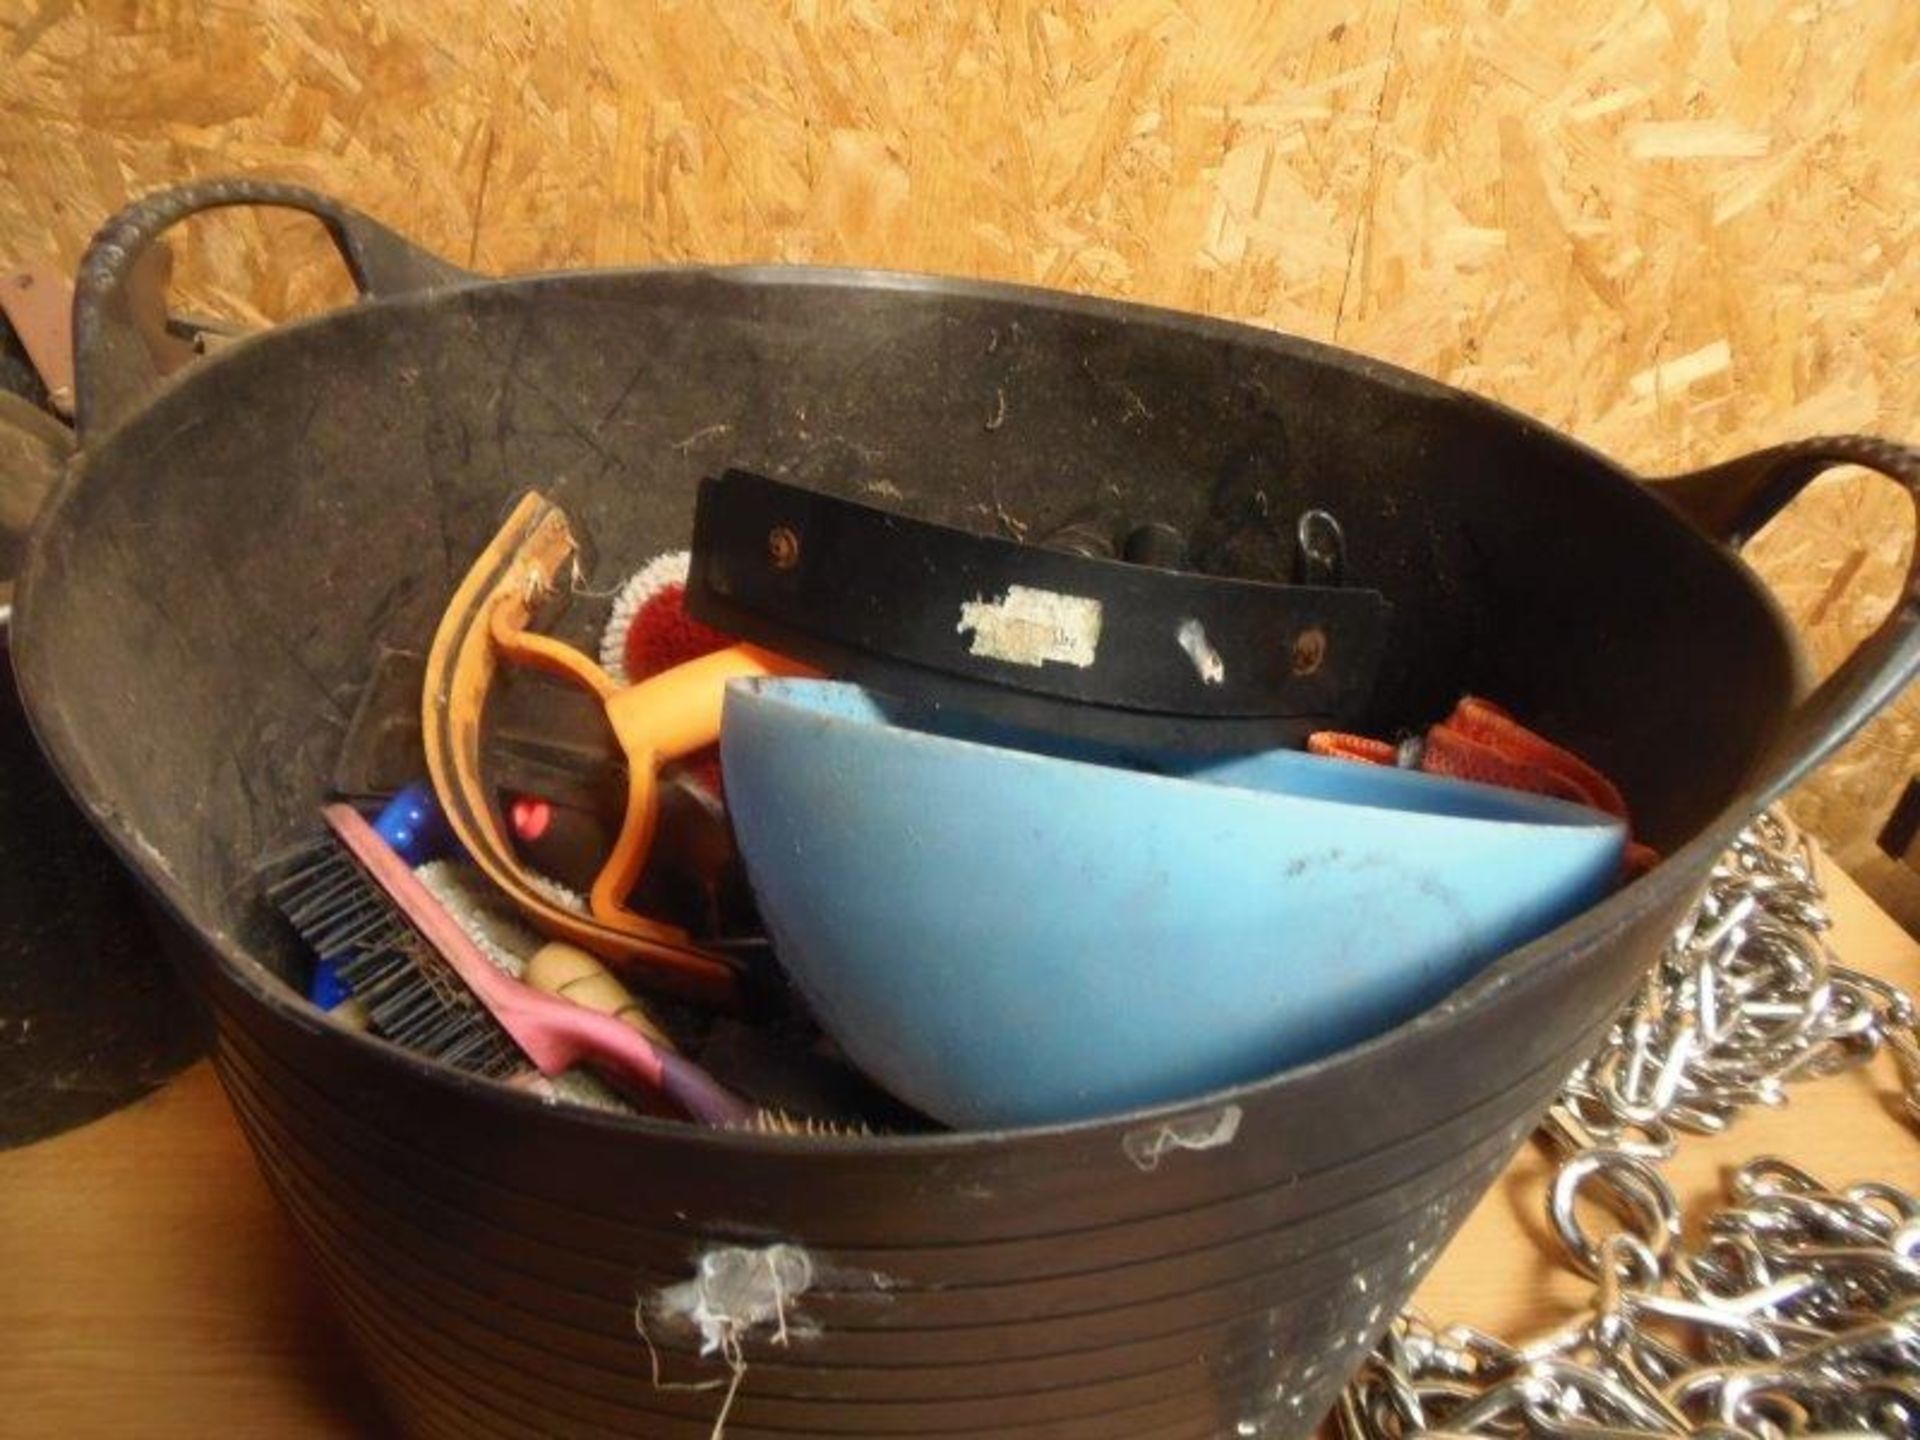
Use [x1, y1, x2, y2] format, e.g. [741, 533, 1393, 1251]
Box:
[15, 179, 1920, 1438]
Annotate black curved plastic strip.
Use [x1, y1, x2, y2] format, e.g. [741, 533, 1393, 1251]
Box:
[687, 468, 1390, 750]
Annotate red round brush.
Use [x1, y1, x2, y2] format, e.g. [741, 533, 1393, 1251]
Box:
[599, 551, 732, 800]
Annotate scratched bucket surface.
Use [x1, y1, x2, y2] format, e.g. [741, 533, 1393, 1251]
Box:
[15, 180, 1920, 1438]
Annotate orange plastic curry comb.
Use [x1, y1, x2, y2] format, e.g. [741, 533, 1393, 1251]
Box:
[421, 492, 810, 1007]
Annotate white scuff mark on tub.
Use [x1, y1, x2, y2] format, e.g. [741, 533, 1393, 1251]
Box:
[957, 585, 1102, 669]
[1176, 618, 1225, 685]
[1122, 1103, 1243, 1171]
[636, 1244, 817, 1440]
[126, 824, 177, 883]
[672, 422, 733, 453]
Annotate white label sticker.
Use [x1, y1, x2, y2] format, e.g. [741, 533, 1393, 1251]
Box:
[956, 585, 1103, 669]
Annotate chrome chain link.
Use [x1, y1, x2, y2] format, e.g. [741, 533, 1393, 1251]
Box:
[1339, 812, 1920, 1439]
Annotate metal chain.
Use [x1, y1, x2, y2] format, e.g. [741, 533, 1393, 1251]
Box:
[1339, 811, 1920, 1439]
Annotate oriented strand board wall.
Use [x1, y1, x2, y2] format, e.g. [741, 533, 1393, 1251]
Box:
[4, 0, 1918, 863]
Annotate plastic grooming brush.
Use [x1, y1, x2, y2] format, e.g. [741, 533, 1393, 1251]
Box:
[512, 1068, 637, 1116]
[420, 491, 814, 1005]
[525, 940, 680, 1052]
[600, 551, 733, 687]
[522, 940, 875, 1137]
[414, 859, 546, 977]
[268, 802, 755, 1126]
[423, 863, 875, 1136]
[307, 782, 458, 1011]
[503, 793, 611, 895]
[600, 550, 732, 800]
[419, 865, 682, 1121]
[503, 778, 742, 940]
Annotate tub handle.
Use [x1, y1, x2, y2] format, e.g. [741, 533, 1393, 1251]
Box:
[1656, 435, 1920, 805]
[72, 178, 472, 440]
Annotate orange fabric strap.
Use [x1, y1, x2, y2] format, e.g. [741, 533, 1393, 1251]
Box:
[1311, 697, 1659, 875]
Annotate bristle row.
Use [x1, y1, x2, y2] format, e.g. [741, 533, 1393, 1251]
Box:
[745, 1109, 872, 1138]
[269, 836, 523, 1079]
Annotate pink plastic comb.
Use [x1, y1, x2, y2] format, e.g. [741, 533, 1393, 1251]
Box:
[321, 803, 753, 1127]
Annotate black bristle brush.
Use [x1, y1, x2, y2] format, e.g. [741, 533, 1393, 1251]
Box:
[268, 833, 524, 1079]
[266, 804, 755, 1126]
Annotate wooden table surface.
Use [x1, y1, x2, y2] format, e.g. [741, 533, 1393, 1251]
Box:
[4, 855, 1916, 1438]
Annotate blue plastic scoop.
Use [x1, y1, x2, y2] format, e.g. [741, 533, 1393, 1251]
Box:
[721, 678, 1626, 1128]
